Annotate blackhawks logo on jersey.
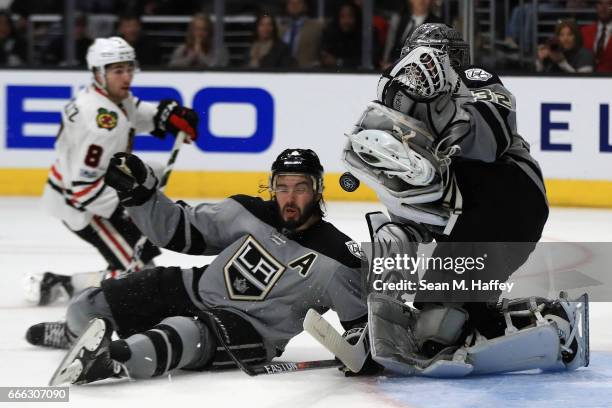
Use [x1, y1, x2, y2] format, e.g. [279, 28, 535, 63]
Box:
[96, 108, 118, 130]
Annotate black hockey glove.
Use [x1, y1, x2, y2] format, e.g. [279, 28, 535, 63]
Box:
[339, 325, 384, 377]
[105, 153, 158, 207]
[152, 99, 199, 143]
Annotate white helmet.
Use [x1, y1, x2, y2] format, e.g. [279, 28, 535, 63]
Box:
[86, 37, 137, 87]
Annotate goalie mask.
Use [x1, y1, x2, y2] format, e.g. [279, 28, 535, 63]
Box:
[401, 23, 470, 69]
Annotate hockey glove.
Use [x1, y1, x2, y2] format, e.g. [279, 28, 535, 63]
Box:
[105, 153, 158, 206]
[152, 99, 199, 142]
[340, 325, 384, 377]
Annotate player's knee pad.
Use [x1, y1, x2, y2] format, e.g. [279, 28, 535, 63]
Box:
[159, 316, 216, 371]
[122, 316, 215, 379]
[65, 287, 115, 338]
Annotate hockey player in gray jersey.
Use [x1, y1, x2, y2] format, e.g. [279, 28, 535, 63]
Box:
[27, 148, 368, 385]
[340, 23, 589, 377]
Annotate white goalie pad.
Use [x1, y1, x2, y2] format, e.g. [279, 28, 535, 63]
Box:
[368, 293, 589, 378]
[342, 102, 460, 226]
[350, 129, 437, 186]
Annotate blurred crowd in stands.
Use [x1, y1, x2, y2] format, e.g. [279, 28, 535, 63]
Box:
[0, 0, 611, 73]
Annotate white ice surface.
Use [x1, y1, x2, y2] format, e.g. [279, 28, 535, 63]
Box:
[1, 197, 611, 408]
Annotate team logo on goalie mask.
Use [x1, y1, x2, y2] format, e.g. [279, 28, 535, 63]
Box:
[464, 68, 493, 81]
[224, 235, 286, 301]
[96, 108, 118, 130]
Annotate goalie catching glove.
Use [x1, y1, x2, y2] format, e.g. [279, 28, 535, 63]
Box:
[105, 153, 158, 206]
[152, 99, 199, 142]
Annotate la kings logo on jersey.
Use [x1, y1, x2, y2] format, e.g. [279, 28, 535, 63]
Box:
[224, 235, 286, 301]
[464, 68, 493, 81]
[346, 241, 366, 260]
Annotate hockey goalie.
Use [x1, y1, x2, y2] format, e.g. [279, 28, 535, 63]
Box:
[308, 23, 589, 378]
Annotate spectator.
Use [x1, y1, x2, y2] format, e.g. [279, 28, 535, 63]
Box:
[505, 0, 561, 52]
[382, 0, 443, 67]
[352, 0, 390, 49]
[41, 14, 92, 66]
[0, 10, 26, 66]
[581, 0, 612, 72]
[117, 14, 157, 67]
[320, 2, 366, 69]
[246, 14, 295, 68]
[278, 0, 323, 68]
[537, 20, 593, 73]
[169, 13, 229, 69]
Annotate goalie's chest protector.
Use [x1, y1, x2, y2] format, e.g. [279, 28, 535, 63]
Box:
[192, 195, 365, 344]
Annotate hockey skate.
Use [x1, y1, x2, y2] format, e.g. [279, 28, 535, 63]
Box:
[49, 319, 127, 386]
[542, 292, 590, 370]
[24, 272, 74, 306]
[26, 321, 71, 349]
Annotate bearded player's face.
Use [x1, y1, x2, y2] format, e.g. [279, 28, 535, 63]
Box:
[274, 174, 318, 229]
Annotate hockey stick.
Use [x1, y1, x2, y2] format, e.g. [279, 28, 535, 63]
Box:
[303, 309, 369, 373]
[201, 311, 341, 376]
[246, 359, 341, 376]
[124, 131, 187, 274]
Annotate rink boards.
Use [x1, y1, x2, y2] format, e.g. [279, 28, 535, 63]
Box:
[0, 70, 611, 207]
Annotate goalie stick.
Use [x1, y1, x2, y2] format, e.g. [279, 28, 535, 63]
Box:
[201, 311, 341, 376]
[124, 130, 187, 275]
[303, 309, 369, 373]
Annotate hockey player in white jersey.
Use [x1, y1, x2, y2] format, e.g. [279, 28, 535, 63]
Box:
[340, 23, 589, 377]
[24, 37, 199, 306]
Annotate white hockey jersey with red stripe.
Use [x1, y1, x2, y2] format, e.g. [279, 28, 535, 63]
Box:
[42, 85, 157, 230]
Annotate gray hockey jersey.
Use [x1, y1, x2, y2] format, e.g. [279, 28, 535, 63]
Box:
[377, 65, 546, 198]
[127, 192, 367, 358]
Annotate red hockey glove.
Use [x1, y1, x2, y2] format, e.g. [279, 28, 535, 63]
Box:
[152, 99, 199, 143]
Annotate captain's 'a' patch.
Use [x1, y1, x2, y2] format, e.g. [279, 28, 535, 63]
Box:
[289, 252, 317, 278]
[224, 235, 286, 301]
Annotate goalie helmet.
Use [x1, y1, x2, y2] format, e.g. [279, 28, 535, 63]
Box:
[401, 23, 469, 69]
[86, 37, 137, 88]
[270, 149, 324, 194]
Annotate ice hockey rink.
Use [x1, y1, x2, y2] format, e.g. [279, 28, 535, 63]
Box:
[1, 197, 611, 408]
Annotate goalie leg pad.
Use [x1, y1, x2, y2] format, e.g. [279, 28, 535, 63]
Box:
[368, 293, 426, 375]
[365, 212, 429, 301]
[467, 325, 565, 375]
[368, 293, 473, 377]
[413, 304, 468, 350]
